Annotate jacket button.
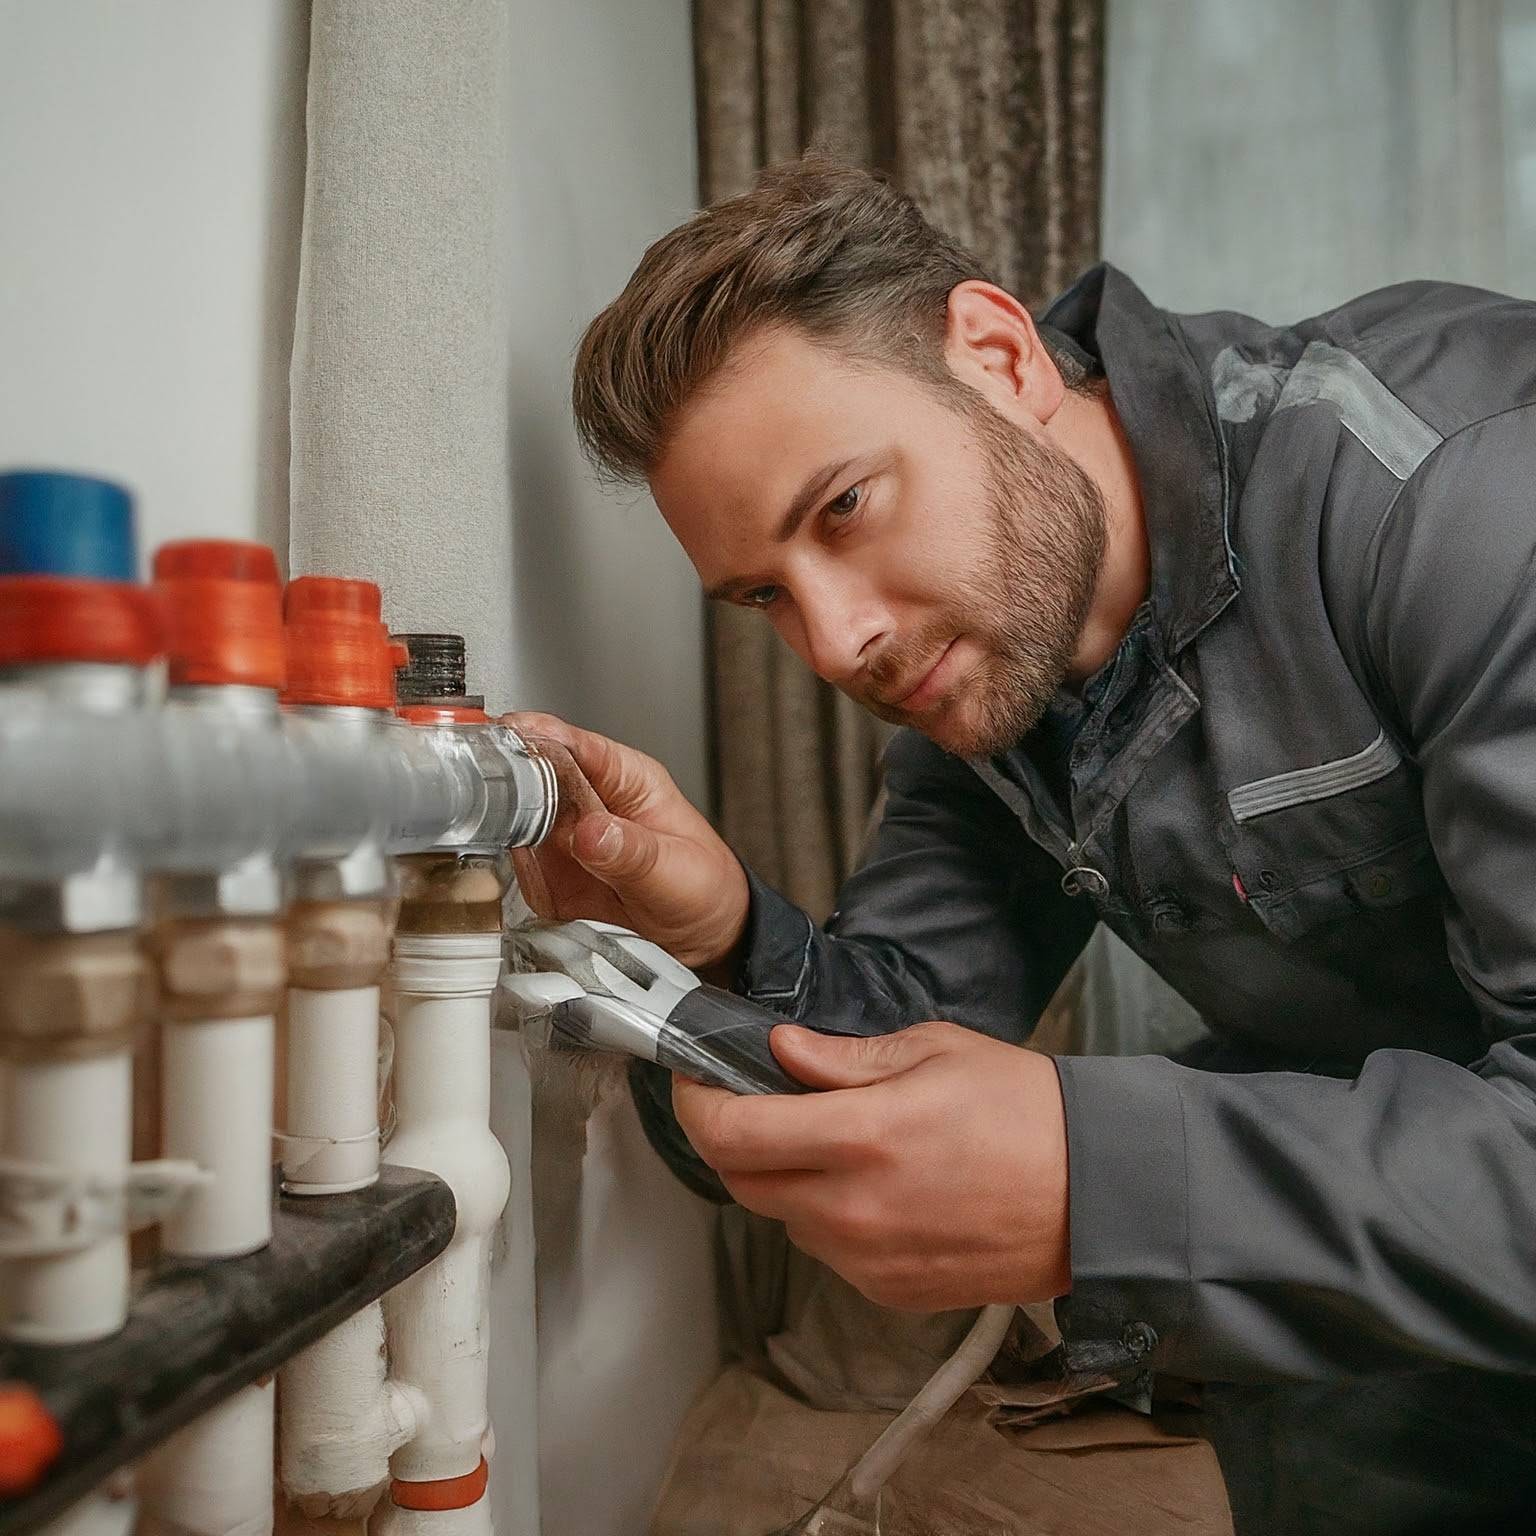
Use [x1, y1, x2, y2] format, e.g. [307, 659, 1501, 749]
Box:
[1364, 868, 1393, 899]
[1258, 869, 1280, 892]
[1061, 866, 1109, 900]
[1149, 900, 1189, 934]
[1121, 1321, 1158, 1358]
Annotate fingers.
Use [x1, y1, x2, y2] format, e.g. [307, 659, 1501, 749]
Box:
[673, 1074, 876, 1173]
[768, 1022, 948, 1090]
[569, 810, 662, 882]
[533, 739, 609, 831]
[502, 711, 666, 819]
[715, 1168, 821, 1223]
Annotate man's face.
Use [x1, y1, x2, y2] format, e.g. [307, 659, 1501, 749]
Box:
[651, 326, 1106, 758]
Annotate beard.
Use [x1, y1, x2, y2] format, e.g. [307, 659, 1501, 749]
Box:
[863, 397, 1108, 758]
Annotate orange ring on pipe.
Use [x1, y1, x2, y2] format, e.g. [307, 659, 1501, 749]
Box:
[396, 703, 490, 725]
[390, 1458, 489, 1511]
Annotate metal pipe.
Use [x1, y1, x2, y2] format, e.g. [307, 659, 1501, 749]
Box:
[0, 707, 553, 885]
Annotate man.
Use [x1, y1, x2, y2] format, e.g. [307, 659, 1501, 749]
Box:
[510, 158, 1536, 1532]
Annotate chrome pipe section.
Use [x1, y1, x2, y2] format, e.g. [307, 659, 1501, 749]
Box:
[0, 707, 556, 888]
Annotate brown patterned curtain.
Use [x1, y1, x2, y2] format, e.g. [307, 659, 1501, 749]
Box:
[695, 0, 1105, 919]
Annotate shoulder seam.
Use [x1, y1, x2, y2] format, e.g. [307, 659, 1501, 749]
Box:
[1365, 398, 1536, 597]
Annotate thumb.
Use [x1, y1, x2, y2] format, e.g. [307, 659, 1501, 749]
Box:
[769, 1023, 935, 1090]
[570, 811, 661, 883]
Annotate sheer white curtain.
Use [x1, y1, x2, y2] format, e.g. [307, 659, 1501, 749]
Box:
[1064, 0, 1536, 1058]
[1103, 0, 1536, 315]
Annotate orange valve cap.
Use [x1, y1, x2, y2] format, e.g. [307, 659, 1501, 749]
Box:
[0, 574, 159, 669]
[282, 575, 398, 709]
[153, 539, 285, 690]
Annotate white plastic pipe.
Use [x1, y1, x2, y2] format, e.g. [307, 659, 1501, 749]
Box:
[160, 1014, 274, 1256]
[279, 970, 408, 1511]
[40, 1484, 136, 1536]
[377, 932, 509, 1533]
[846, 1302, 1015, 1501]
[143, 1011, 276, 1536]
[0, 1052, 132, 1343]
[371, 1503, 494, 1536]
[138, 1378, 275, 1536]
[279, 1302, 426, 1518]
[280, 973, 421, 1513]
[282, 986, 381, 1195]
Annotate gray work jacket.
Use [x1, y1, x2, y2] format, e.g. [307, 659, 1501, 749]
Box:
[636, 265, 1536, 1387]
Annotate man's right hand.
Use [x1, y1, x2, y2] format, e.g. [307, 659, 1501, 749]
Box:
[501, 711, 750, 975]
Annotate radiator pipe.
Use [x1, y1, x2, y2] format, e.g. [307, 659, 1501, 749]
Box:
[138, 540, 289, 1536]
[0, 472, 158, 1350]
[278, 577, 420, 1525]
[376, 665, 514, 1535]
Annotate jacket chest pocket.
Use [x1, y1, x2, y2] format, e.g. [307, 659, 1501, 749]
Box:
[1217, 740, 1442, 944]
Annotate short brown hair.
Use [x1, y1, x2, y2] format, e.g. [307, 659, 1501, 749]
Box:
[572, 156, 1086, 484]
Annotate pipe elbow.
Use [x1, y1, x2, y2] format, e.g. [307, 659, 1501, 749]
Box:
[383, 1378, 431, 1454]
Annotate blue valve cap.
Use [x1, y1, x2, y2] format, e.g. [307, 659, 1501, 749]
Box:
[0, 470, 138, 581]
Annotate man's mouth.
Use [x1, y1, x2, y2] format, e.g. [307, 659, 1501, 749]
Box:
[887, 639, 959, 713]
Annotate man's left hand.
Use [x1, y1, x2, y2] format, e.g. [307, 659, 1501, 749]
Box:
[672, 1021, 1071, 1312]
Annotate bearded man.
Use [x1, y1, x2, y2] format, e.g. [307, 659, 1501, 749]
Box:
[510, 158, 1536, 1533]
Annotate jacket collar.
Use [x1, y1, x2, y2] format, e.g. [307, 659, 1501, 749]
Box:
[1040, 264, 1239, 656]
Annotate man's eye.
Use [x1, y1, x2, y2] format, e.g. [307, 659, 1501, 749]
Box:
[741, 586, 780, 610]
[828, 485, 861, 518]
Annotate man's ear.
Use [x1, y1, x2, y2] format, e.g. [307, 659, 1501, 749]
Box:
[942, 280, 1065, 427]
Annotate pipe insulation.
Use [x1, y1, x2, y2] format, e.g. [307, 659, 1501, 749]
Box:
[289, 0, 515, 694]
[279, 1304, 426, 1519]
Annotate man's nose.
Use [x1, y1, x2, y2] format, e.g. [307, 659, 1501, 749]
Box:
[792, 577, 888, 685]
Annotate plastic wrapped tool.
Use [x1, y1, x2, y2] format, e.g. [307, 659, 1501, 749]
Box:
[505, 919, 808, 1096]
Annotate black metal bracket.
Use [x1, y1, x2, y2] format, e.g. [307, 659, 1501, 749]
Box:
[0, 1164, 455, 1534]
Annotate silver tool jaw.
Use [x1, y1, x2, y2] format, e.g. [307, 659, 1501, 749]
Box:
[503, 918, 812, 1096]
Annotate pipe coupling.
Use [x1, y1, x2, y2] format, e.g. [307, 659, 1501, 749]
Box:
[147, 918, 286, 1021]
[0, 928, 151, 1062]
[395, 854, 508, 937]
[287, 899, 395, 991]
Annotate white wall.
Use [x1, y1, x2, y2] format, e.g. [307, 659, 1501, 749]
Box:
[0, 0, 307, 559]
[500, 0, 709, 803]
[497, 4, 720, 1533]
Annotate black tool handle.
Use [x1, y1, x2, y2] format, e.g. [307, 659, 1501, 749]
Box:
[657, 984, 812, 1095]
